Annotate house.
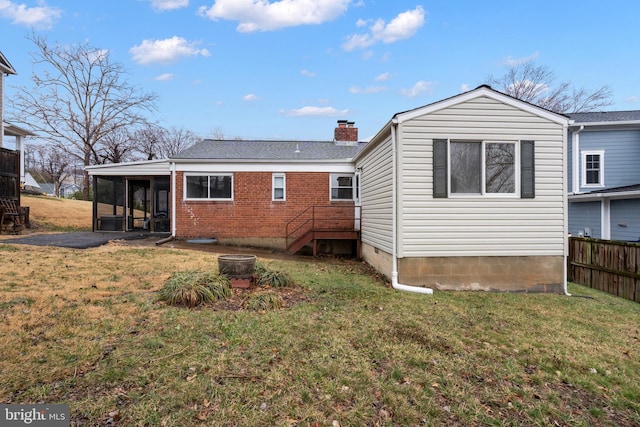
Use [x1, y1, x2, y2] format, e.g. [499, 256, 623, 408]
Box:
[88, 86, 571, 293]
[353, 85, 570, 293]
[1, 51, 34, 202]
[87, 121, 364, 254]
[22, 172, 41, 194]
[567, 111, 640, 241]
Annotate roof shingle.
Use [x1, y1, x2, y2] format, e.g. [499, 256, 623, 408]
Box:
[172, 139, 367, 161]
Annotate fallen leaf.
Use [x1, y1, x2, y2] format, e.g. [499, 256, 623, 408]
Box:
[187, 374, 198, 382]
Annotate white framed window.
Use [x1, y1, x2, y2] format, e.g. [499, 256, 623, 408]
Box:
[184, 174, 233, 200]
[330, 174, 354, 200]
[581, 151, 604, 187]
[272, 173, 285, 201]
[449, 140, 518, 196]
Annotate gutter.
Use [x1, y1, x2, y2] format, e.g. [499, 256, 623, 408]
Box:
[390, 122, 433, 295]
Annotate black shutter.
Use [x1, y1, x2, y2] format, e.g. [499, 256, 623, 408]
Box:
[521, 140, 535, 198]
[433, 139, 448, 198]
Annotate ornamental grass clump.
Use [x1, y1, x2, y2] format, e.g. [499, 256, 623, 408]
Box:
[158, 270, 231, 307]
[243, 292, 284, 311]
[256, 268, 294, 288]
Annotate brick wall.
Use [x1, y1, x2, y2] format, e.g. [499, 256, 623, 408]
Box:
[175, 171, 354, 245]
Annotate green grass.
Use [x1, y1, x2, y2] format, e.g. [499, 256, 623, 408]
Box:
[0, 245, 639, 426]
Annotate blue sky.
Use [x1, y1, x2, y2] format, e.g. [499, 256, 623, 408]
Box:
[2, 0, 639, 142]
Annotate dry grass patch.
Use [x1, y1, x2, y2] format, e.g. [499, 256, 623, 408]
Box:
[0, 241, 639, 426]
[21, 194, 93, 231]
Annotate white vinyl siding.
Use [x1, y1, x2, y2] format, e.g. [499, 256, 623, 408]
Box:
[396, 96, 566, 257]
[356, 137, 394, 254]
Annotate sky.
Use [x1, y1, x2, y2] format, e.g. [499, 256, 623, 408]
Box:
[2, 0, 640, 143]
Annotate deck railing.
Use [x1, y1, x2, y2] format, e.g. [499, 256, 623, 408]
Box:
[285, 205, 359, 250]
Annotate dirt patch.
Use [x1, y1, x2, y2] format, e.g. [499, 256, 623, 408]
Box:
[204, 284, 311, 312]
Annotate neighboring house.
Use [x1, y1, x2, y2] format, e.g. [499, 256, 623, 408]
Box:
[22, 172, 41, 193]
[1, 51, 34, 201]
[38, 183, 56, 196]
[566, 111, 640, 241]
[88, 86, 570, 293]
[60, 183, 82, 198]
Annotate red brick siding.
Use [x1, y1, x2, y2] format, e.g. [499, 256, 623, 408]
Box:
[175, 171, 354, 239]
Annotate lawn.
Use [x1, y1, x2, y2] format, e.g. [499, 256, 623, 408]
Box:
[0, 196, 639, 425]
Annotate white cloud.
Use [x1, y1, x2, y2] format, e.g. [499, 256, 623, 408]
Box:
[149, 0, 189, 11]
[198, 0, 351, 32]
[130, 36, 210, 65]
[625, 96, 638, 103]
[280, 106, 350, 117]
[0, 0, 61, 29]
[343, 6, 425, 51]
[243, 93, 259, 101]
[400, 80, 434, 98]
[375, 72, 391, 82]
[155, 73, 174, 81]
[506, 51, 539, 66]
[300, 69, 316, 77]
[349, 85, 386, 94]
[460, 83, 470, 92]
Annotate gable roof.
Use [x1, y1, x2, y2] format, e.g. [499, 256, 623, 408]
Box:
[0, 51, 17, 75]
[172, 139, 367, 162]
[394, 85, 570, 125]
[358, 85, 571, 158]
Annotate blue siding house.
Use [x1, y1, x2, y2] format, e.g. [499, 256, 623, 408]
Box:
[567, 111, 640, 240]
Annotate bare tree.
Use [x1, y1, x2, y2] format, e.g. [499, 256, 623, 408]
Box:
[34, 145, 72, 197]
[133, 124, 167, 160]
[486, 60, 613, 113]
[133, 125, 199, 160]
[159, 127, 200, 157]
[9, 33, 158, 199]
[98, 127, 137, 164]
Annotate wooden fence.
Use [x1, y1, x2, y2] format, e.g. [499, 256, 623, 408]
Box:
[568, 237, 640, 302]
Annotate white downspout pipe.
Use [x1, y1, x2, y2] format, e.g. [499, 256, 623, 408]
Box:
[564, 124, 573, 296]
[391, 123, 433, 294]
[171, 161, 177, 238]
[571, 126, 583, 194]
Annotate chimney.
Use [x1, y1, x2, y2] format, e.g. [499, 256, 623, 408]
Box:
[334, 120, 358, 142]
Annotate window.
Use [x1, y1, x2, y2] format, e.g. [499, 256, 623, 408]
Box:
[272, 173, 285, 201]
[434, 139, 534, 198]
[185, 174, 232, 200]
[582, 151, 604, 187]
[330, 174, 354, 200]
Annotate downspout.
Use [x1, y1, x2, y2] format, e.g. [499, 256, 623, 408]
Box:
[171, 161, 177, 238]
[390, 122, 433, 294]
[564, 124, 573, 296]
[571, 126, 584, 194]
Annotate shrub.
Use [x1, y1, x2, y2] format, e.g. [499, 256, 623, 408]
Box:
[158, 270, 231, 307]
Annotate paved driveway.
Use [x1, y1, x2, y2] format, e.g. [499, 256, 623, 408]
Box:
[0, 231, 163, 249]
